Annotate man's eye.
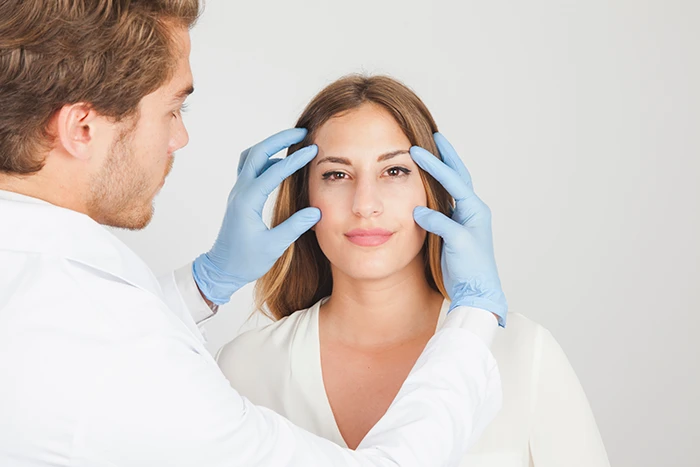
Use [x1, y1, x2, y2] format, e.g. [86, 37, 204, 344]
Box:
[321, 171, 348, 181]
[385, 167, 411, 177]
[173, 103, 189, 118]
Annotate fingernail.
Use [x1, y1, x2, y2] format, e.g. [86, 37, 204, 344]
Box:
[307, 207, 321, 221]
[297, 145, 317, 157]
[305, 145, 318, 158]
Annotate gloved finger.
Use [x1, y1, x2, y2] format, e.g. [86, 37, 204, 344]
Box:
[261, 158, 283, 174]
[267, 207, 321, 250]
[237, 148, 252, 176]
[255, 145, 318, 199]
[434, 133, 474, 191]
[413, 206, 464, 244]
[432, 133, 492, 224]
[410, 146, 473, 201]
[240, 128, 308, 179]
[452, 196, 494, 232]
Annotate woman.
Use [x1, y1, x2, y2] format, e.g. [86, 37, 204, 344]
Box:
[217, 75, 610, 466]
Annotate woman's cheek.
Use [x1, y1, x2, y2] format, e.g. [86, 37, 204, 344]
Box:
[309, 196, 342, 237]
[381, 182, 427, 218]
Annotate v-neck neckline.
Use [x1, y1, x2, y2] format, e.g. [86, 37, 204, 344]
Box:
[295, 297, 450, 449]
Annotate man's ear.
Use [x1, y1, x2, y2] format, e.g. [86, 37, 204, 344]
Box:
[54, 103, 100, 161]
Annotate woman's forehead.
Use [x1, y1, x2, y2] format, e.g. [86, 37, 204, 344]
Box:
[313, 107, 410, 161]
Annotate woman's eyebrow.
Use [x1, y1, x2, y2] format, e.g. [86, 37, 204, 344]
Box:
[377, 149, 410, 162]
[316, 156, 351, 166]
[316, 149, 410, 166]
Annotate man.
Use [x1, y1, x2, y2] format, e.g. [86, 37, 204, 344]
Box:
[0, 1, 508, 466]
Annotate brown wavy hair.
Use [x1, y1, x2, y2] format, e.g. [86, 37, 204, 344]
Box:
[0, 0, 200, 175]
[256, 75, 454, 320]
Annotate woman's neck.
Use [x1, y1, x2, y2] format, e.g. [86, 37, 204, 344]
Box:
[319, 255, 444, 350]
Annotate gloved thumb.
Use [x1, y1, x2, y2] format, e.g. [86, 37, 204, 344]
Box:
[414, 206, 461, 243]
[269, 207, 321, 250]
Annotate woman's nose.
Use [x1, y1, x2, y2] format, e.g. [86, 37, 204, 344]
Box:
[351, 179, 383, 218]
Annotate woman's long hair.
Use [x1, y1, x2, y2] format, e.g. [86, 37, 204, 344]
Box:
[256, 75, 454, 320]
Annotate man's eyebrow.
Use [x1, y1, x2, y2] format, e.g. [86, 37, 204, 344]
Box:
[172, 85, 194, 103]
[316, 150, 410, 166]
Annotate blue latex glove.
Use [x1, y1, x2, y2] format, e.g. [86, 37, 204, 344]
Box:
[193, 128, 321, 305]
[410, 133, 508, 327]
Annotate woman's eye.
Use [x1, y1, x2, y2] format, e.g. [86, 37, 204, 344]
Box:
[322, 171, 348, 181]
[385, 166, 411, 178]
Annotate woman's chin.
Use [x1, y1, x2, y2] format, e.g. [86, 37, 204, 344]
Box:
[334, 263, 404, 283]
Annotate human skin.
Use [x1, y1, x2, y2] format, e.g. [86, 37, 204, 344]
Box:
[307, 102, 445, 449]
[0, 26, 194, 230]
[308, 102, 431, 285]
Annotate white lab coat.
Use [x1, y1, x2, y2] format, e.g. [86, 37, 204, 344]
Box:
[0, 190, 501, 467]
[218, 299, 610, 467]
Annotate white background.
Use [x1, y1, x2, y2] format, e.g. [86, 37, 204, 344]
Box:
[114, 1, 700, 466]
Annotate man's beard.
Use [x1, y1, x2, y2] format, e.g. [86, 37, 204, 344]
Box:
[87, 124, 157, 230]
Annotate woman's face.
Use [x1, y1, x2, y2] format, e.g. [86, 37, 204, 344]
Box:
[308, 103, 429, 281]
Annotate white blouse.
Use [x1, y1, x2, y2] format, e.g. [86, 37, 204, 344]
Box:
[217, 299, 610, 467]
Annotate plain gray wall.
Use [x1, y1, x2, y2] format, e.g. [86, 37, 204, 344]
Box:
[113, 1, 700, 466]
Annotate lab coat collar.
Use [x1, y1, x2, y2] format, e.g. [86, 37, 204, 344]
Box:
[0, 190, 164, 300]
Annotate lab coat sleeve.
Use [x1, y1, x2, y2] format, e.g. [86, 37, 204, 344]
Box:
[528, 328, 611, 467]
[72, 307, 501, 467]
[158, 262, 216, 325]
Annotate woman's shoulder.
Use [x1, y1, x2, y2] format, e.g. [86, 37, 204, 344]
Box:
[498, 312, 547, 342]
[216, 304, 318, 383]
[490, 311, 571, 374]
[489, 312, 552, 365]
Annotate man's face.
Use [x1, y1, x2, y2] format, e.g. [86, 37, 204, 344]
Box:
[307, 103, 429, 282]
[87, 27, 193, 229]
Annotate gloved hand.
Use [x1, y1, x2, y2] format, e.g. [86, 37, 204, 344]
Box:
[192, 128, 321, 305]
[410, 133, 508, 327]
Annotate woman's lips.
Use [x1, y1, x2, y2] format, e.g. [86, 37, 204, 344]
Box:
[345, 228, 394, 247]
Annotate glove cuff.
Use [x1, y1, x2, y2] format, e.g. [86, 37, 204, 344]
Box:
[192, 253, 247, 306]
[449, 294, 508, 328]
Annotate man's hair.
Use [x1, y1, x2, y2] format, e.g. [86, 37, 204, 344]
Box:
[255, 74, 454, 320]
[0, 0, 200, 175]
